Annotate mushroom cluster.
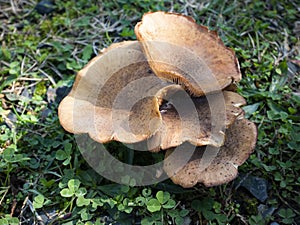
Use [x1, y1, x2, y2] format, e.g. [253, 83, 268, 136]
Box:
[58, 12, 257, 188]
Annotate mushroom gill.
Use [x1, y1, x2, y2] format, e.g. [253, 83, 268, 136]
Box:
[135, 11, 242, 96]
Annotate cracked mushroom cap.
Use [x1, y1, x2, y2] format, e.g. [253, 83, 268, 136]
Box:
[163, 118, 257, 188]
[135, 11, 241, 96]
[58, 41, 177, 144]
[147, 90, 246, 151]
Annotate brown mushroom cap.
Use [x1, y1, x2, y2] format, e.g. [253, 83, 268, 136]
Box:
[163, 118, 257, 188]
[58, 41, 177, 143]
[147, 91, 246, 151]
[135, 12, 241, 96]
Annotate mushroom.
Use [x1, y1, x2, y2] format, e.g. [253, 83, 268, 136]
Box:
[135, 11, 241, 96]
[58, 41, 179, 143]
[163, 118, 257, 188]
[147, 91, 246, 151]
[58, 12, 257, 188]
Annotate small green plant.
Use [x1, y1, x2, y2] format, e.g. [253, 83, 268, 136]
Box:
[55, 141, 73, 166]
[248, 214, 265, 225]
[141, 190, 189, 225]
[0, 215, 19, 225]
[60, 179, 90, 209]
[192, 197, 228, 225]
[146, 191, 176, 213]
[278, 208, 296, 224]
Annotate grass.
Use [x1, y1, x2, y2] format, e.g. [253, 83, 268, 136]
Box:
[0, 0, 299, 224]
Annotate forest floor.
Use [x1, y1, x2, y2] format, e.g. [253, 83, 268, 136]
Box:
[0, 0, 299, 224]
